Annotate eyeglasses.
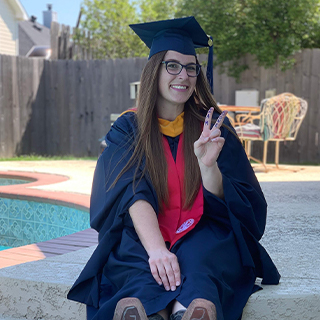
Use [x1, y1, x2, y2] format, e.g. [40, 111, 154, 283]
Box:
[161, 61, 201, 77]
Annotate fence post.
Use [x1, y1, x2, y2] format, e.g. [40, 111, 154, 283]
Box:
[51, 21, 60, 60]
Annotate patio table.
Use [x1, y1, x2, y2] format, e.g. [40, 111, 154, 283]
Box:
[218, 105, 260, 126]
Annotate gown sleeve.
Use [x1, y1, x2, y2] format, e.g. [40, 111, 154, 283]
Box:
[203, 115, 280, 284]
[67, 112, 159, 306]
[90, 112, 158, 234]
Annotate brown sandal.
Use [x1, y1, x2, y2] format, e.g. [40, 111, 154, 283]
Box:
[181, 298, 216, 320]
[113, 297, 148, 320]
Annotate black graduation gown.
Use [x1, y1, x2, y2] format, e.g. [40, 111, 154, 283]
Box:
[67, 111, 280, 320]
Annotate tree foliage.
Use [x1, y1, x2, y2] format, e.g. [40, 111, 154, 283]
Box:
[176, 0, 320, 78]
[76, 0, 180, 59]
[74, 0, 144, 59]
[139, 0, 180, 22]
[76, 0, 320, 78]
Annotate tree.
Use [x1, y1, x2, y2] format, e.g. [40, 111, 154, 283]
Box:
[75, 0, 146, 59]
[76, 0, 181, 59]
[176, 0, 320, 79]
[139, 0, 180, 22]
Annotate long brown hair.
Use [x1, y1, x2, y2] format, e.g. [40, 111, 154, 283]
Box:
[112, 51, 233, 211]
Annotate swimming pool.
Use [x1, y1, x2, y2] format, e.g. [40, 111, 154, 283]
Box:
[0, 177, 32, 186]
[0, 197, 90, 250]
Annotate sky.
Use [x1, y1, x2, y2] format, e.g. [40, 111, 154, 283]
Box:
[19, 0, 83, 28]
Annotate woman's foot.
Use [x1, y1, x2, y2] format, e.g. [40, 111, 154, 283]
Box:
[181, 299, 216, 320]
[113, 297, 148, 320]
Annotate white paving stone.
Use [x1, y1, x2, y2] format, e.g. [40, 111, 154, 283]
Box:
[0, 162, 319, 319]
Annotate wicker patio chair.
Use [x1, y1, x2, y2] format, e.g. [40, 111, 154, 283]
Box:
[235, 93, 308, 170]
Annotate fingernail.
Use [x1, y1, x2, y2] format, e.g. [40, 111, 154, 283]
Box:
[171, 286, 176, 291]
[165, 286, 170, 291]
[211, 138, 219, 142]
[203, 137, 209, 142]
[158, 282, 162, 286]
[176, 281, 180, 286]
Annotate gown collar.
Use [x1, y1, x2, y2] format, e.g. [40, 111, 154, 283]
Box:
[158, 112, 184, 137]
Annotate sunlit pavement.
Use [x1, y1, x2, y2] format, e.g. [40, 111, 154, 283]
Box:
[0, 160, 319, 319]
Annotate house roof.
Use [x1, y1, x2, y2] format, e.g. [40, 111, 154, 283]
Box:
[7, 0, 28, 20]
[19, 20, 50, 46]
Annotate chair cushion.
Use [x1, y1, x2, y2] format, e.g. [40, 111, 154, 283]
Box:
[235, 123, 262, 139]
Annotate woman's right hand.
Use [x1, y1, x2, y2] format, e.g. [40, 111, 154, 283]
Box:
[128, 200, 181, 291]
[148, 248, 181, 291]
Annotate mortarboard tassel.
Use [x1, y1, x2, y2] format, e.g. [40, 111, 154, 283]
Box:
[206, 36, 214, 95]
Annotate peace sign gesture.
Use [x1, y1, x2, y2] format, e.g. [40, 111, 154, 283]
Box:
[194, 108, 228, 168]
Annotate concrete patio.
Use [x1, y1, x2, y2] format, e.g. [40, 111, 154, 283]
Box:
[0, 160, 319, 319]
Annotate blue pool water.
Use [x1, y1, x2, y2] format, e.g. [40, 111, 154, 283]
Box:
[0, 245, 11, 251]
[0, 197, 90, 250]
[0, 177, 30, 186]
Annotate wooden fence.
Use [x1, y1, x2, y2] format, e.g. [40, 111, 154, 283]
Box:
[0, 49, 319, 163]
[0, 55, 147, 157]
[50, 21, 98, 60]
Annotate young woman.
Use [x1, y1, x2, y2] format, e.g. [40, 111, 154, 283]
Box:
[68, 16, 280, 320]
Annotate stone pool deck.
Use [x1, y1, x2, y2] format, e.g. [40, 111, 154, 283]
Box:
[0, 160, 320, 319]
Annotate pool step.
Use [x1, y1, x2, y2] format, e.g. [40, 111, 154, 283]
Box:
[0, 228, 98, 269]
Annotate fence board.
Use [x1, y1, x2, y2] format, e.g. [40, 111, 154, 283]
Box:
[18, 57, 30, 154]
[57, 60, 70, 155]
[2, 55, 14, 157]
[290, 52, 304, 163]
[46, 60, 60, 155]
[317, 77, 320, 163]
[276, 61, 286, 96]
[70, 60, 83, 157]
[312, 50, 320, 163]
[247, 55, 260, 92]
[85, 59, 93, 156]
[100, 59, 112, 137]
[307, 49, 320, 163]
[44, 58, 52, 155]
[32, 59, 45, 154]
[79, 60, 88, 156]
[67, 59, 76, 155]
[29, 57, 38, 152]
[89, 60, 100, 156]
[11, 56, 20, 155]
[220, 69, 231, 105]
[50, 22, 60, 60]
[300, 49, 313, 163]
[292, 52, 303, 99]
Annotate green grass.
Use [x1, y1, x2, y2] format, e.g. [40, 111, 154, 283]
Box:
[0, 155, 97, 161]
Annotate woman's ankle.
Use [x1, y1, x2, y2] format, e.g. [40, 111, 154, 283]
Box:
[148, 314, 165, 320]
[169, 310, 186, 320]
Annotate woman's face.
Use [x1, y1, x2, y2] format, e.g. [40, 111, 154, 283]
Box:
[157, 50, 197, 114]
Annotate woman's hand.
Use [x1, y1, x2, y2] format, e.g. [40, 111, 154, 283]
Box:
[194, 108, 227, 197]
[148, 248, 181, 292]
[128, 200, 181, 291]
[194, 108, 227, 168]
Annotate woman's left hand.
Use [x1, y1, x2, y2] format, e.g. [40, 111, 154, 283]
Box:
[194, 108, 227, 168]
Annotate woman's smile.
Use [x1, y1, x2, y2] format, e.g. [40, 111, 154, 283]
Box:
[170, 84, 189, 91]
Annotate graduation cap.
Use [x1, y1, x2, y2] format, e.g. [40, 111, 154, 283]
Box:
[130, 16, 214, 94]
